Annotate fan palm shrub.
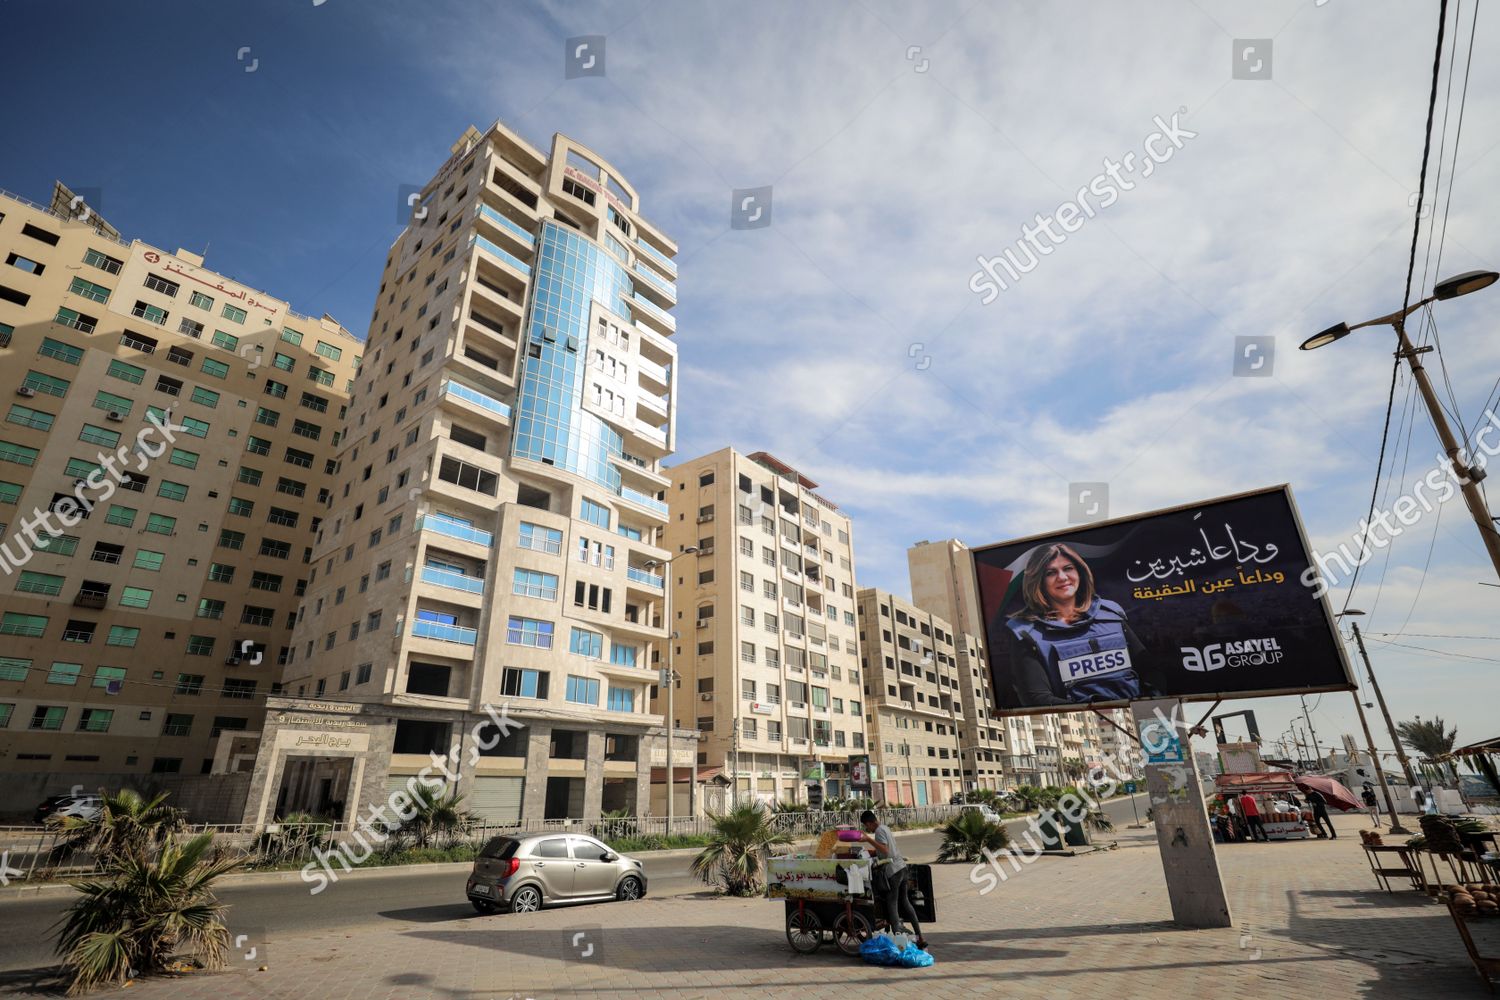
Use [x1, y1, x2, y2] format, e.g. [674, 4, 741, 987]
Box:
[936, 808, 1012, 863]
[50, 789, 185, 866]
[690, 803, 792, 896]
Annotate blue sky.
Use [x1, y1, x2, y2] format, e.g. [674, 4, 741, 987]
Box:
[6, 0, 1500, 772]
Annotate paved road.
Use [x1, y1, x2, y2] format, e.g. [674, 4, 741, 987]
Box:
[0, 794, 1148, 976]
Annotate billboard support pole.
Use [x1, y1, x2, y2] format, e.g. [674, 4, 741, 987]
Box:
[1131, 698, 1233, 929]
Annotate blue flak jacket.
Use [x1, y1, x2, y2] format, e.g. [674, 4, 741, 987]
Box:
[1004, 598, 1144, 704]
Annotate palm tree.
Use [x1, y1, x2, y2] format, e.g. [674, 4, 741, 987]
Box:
[54, 832, 239, 995]
[690, 803, 792, 896]
[1061, 757, 1087, 782]
[405, 786, 475, 849]
[1012, 785, 1046, 812]
[51, 789, 186, 867]
[1397, 717, 1458, 779]
[936, 809, 1012, 863]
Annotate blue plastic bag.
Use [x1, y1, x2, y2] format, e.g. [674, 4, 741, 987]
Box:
[859, 934, 934, 968]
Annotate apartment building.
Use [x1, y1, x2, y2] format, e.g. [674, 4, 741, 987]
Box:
[659, 449, 864, 807]
[856, 589, 971, 805]
[951, 631, 1007, 793]
[241, 121, 681, 830]
[0, 184, 358, 782]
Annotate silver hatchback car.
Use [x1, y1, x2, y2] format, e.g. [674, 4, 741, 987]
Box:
[466, 832, 647, 914]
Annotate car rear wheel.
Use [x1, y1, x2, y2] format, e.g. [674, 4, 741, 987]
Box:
[509, 885, 542, 913]
[617, 875, 643, 901]
[471, 899, 497, 915]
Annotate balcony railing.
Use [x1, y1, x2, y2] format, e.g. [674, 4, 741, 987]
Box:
[619, 486, 667, 517]
[418, 513, 493, 547]
[636, 356, 670, 386]
[626, 566, 664, 589]
[632, 261, 676, 299]
[477, 203, 535, 247]
[635, 237, 677, 276]
[472, 234, 532, 277]
[629, 293, 675, 331]
[441, 380, 511, 420]
[411, 619, 478, 645]
[420, 566, 486, 594]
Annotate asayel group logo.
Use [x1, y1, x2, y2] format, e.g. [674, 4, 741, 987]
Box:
[1180, 637, 1285, 673]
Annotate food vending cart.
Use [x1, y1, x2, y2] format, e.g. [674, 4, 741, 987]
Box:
[1215, 772, 1312, 841]
[766, 829, 935, 956]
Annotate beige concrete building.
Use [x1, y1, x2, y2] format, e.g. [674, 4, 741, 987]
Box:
[855, 589, 967, 805]
[242, 120, 683, 830]
[658, 449, 864, 807]
[0, 183, 358, 786]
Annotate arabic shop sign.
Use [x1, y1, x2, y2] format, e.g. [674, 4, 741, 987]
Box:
[972, 485, 1354, 713]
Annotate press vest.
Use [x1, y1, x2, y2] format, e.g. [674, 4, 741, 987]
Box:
[1006, 598, 1142, 703]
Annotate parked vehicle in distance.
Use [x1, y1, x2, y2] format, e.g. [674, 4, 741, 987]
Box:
[466, 832, 647, 914]
[959, 803, 1004, 824]
[34, 793, 102, 825]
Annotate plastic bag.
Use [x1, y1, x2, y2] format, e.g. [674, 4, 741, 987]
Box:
[859, 934, 935, 968]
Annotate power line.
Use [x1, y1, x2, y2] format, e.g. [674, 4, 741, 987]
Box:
[1369, 631, 1500, 641]
[1365, 637, 1500, 664]
[1399, 0, 1451, 315]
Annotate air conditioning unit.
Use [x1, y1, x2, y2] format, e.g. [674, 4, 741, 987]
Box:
[696, 515, 713, 523]
[224, 655, 242, 666]
[106, 411, 125, 422]
[16, 386, 36, 397]
[699, 692, 713, 702]
[696, 620, 710, 629]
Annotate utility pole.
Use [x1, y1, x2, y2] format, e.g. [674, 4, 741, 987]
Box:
[1393, 317, 1500, 581]
[1350, 621, 1420, 798]
[1300, 696, 1324, 770]
[1350, 690, 1408, 834]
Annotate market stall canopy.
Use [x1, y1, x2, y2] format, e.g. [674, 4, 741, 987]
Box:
[1293, 775, 1361, 812]
[1214, 772, 1299, 794]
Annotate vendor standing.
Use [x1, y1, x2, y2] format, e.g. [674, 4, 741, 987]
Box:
[859, 810, 926, 950]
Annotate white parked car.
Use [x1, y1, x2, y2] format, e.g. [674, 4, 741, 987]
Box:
[959, 803, 1004, 824]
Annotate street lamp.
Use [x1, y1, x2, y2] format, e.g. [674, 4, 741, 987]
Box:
[646, 545, 698, 835]
[1337, 609, 1413, 834]
[1302, 270, 1500, 578]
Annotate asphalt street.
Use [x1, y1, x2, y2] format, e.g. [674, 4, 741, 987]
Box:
[0, 794, 1149, 977]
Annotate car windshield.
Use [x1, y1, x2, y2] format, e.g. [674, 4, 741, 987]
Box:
[479, 837, 519, 860]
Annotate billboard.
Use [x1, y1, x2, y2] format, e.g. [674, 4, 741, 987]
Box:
[972, 485, 1354, 714]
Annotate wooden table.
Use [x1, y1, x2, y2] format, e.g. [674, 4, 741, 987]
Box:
[1363, 843, 1425, 893]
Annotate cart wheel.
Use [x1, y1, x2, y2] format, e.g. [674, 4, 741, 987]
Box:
[786, 907, 824, 954]
[833, 910, 873, 957]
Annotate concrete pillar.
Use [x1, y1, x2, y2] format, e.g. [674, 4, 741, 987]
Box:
[521, 723, 552, 824]
[634, 732, 652, 818]
[1131, 698, 1233, 929]
[583, 730, 605, 821]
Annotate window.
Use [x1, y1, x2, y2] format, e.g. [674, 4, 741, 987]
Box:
[0, 479, 23, 504]
[580, 497, 610, 529]
[221, 304, 247, 324]
[105, 624, 141, 648]
[265, 379, 288, 399]
[189, 290, 214, 310]
[119, 586, 153, 609]
[292, 419, 321, 440]
[512, 568, 558, 600]
[315, 340, 343, 361]
[273, 352, 295, 372]
[77, 708, 114, 733]
[506, 617, 554, 648]
[285, 447, 314, 468]
[740, 571, 754, 592]
[501, 666, 548, 699]
[186, 635, 215, 656]
[104, 504, 137, 527]
[254, 406, 280, 427]
[68, 277, 110, 303]
[190, 386, 219, 408]
[0, 657, 30, 681]
[267, 506, 298, 527]
[223, 678, 257, 700]
[31, 706, 66, 731]
[259, 538, 291, 559]
[47, 662, 82, 685]
[218, 529, 245, 550]
[179, 416, 209, 438]
[276, 476, 305, 498]
[162, 713, 193, 736]
[0, 440, 40, 466]
[200, 358, 230, 379]
[61, 619, 96, 643]
[168, 448, 199, 470]
[211, 330, 239, 351]
[144, 513, 176, 535]
[157, 481, 188, 502]
[85, 249, 124, 274]
[39, 337, 85, 365]
[196, 598, 225, 620]
[17, 571, 64, 595]
[518, 522, 562, 554]
[308, 365, 334, 386]
[610, 643, 638, 667]
[93, 665, 127, 688]
[570, 627, 603, 659]
[565, 675, 600, 705]
[607, 687, 635, 712]
[281, 328, 303, 346]
[130, 548, 164, 571]
[246, 435, 271, 456]
[250, 571, 282, 592]
[572, 581, 612, 613]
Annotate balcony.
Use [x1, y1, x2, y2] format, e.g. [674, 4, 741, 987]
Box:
[418, 513, 493, 547]
[627, 293, 675, 334]
[476, 203, 535, 248]
[632, 261, 676, 304]
[626, 566, 664, 589]
[440, 379, 511, 422]
[619, 486, 668, 519]
[471, 234, 532, 278]
[636, 355, 670, 394]
[420, 566, 486, 594]
[411, 620, 478, 645]
[635, 237, 677, 277]
[73, 592, 109, 609]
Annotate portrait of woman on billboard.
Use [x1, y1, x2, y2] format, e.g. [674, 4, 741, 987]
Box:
[1001, 542, 1154, 706]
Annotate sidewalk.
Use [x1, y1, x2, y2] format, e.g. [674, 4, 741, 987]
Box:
[5, 813, 1496, 999]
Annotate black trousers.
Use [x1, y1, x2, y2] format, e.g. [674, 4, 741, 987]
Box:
[1311, 807, 1336, 838]
[881, 867, 922, 937]
[1245, 816, 1268, 841]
